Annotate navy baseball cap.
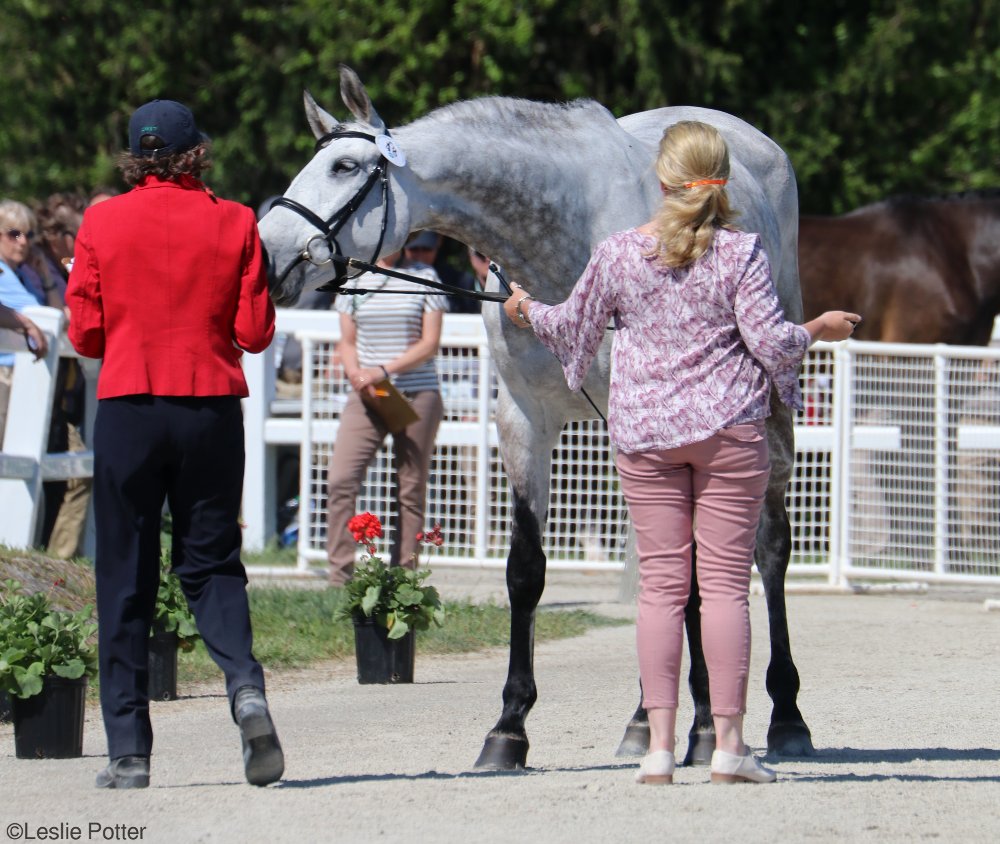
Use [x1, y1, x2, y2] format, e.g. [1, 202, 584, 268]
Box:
[128, 99, 205, 156]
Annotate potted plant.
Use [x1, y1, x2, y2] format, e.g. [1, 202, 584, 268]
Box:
[335, 513, 445, 684]
[0, 577, 97, 758]
[149, 552, 200, 701]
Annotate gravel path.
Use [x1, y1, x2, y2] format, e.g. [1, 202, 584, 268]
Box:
[2, 569, 999, 843]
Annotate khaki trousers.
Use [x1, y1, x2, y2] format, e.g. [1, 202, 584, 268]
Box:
[326, 389, 443, 584]
[47, 423, 93, 558]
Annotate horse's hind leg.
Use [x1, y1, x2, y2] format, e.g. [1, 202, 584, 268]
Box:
[681, 557, 716, 765]
[759, 404, 814, 756]
[615, 683, 649, 757]
[616, 551, 716, 765]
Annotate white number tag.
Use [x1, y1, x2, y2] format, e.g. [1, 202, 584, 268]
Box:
[375, 134, 407, 167]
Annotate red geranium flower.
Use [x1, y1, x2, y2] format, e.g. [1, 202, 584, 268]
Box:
[347, 512, 384, 546]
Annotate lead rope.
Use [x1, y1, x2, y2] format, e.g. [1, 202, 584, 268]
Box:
[328, 253, 610, 426]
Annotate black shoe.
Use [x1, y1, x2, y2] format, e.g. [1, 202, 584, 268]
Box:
[95, 756, 150, 789]
[234, 686, 284, 786]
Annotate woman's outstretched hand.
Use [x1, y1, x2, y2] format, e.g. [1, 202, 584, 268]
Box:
[805, 311, 862, 343]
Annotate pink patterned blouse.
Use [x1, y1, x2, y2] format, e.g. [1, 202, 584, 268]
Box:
[528, 227, 810, 454]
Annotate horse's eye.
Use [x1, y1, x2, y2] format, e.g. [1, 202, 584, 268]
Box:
[331, 158, 358, 176]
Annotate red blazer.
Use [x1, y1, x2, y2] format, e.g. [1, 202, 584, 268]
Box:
[67, 175, 275, 399]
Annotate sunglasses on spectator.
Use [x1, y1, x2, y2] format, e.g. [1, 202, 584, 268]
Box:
[3, 229, 34, 241]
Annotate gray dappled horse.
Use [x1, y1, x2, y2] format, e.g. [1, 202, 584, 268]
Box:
[259, 66, 814, 769]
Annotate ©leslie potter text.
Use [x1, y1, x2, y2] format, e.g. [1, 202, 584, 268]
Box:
[6, 821, 146, 841]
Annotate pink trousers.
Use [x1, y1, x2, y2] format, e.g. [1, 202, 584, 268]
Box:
[616, 422, 770, 715]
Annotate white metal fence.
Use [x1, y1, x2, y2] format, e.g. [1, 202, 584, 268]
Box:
[251, 313, 1000, 586]
[3, 309, 999, 588]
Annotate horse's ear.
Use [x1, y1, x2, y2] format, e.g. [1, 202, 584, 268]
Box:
[338, 64, 386, 132]
[303, 89, 339, 140]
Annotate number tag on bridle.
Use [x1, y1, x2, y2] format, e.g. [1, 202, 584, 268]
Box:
[375, 134, 407, 167]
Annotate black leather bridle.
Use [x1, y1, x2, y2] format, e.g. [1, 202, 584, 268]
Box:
[270, 129, 392, 293]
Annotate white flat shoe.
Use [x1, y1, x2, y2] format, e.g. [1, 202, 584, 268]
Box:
[710, 749, 776, 784]
[634, 749, 675, 784]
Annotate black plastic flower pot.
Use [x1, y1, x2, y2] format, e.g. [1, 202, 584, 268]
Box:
[12, 675, 87, 759]
[0, 689, 11, 723]
[352, 616, 415, 684]
[148, 630, 179, 701]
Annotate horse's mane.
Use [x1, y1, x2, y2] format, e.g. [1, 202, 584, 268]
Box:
[412, 96, 616, 139]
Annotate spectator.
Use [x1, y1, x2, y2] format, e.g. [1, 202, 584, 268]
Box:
[88, 186, 120, 206]
[465, 248, 490, 305]
[404, 230, 481, 314]
[33, 192, 91, 558]
[65, 98, 283, 789]
[326, 247, 445, 584]
[0, 200, 51, 444]
[0, 301, 48, 359]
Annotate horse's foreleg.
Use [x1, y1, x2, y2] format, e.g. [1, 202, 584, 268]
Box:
[474, 389, 554, 770]
[474, 494, 547, 769]
[759, 403, 815, 756]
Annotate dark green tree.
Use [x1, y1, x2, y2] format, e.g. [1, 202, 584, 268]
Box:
[0, 0, 996, 212]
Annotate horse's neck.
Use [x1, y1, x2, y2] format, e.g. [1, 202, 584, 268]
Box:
[395, 106, 653, 293]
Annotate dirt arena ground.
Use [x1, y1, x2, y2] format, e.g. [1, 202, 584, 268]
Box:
[2, 568, 999, 843]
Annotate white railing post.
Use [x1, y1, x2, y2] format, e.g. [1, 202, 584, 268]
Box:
[475, 335, 493, 562]
[297, 336, 316, 574]
[830, 341, 852, 588]
[241, 343, 276, 551]
[0, 306, 64, 549]
[933, 348, 949, 576]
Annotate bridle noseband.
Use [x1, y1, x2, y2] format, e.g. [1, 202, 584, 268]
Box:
[270, 129, 392, 292]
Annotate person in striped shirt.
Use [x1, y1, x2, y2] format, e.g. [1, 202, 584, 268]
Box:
[326, 248, 446, 585]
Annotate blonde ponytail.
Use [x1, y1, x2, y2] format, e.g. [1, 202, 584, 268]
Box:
[649, 121, 737, 268]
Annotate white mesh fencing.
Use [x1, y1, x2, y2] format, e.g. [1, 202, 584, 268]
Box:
[296, 330, 630, 571]
[289, 325, 1000, 585]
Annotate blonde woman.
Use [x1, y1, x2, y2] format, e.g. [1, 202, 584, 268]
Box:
[504, 121, 859, 785]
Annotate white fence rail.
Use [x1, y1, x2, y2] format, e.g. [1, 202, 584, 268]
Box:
[0, 306, 98, 553]
[4, 309, 1000, 588]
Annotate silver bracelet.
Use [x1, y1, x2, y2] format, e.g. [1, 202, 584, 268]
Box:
[515, 294, 534, 325]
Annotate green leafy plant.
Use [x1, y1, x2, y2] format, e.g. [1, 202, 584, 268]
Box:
[334, 513, 445, 640]
[0, 578, 97, 699]
[153, 552, 200, 651]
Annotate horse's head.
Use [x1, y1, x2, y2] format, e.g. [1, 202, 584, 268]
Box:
[259, 66, 412, 306]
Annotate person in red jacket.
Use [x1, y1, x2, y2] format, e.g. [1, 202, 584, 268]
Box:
[66, 99, 283, 790]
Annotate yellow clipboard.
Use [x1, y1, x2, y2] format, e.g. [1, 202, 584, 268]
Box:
[360, 378, 420, 433]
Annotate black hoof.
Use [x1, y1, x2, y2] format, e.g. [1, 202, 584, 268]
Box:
[615, 722, 650, 757]
[767, 722, 815, 757]
[682, 731, 716, 767]
[474, 734, 529, 770]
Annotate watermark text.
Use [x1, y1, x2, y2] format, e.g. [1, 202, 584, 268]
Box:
[6, 822, 146, 841]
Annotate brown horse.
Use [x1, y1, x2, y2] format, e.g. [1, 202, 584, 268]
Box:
[799, 190, 1000, 344]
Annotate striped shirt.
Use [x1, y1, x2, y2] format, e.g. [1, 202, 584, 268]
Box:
[334, 265, 447, 394]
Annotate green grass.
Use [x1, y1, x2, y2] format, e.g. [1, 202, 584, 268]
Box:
[176, 587, 628, 684]
[0, 547, 629, 691]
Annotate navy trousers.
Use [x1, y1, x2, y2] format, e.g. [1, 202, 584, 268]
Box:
[93, 395, 264, 759]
